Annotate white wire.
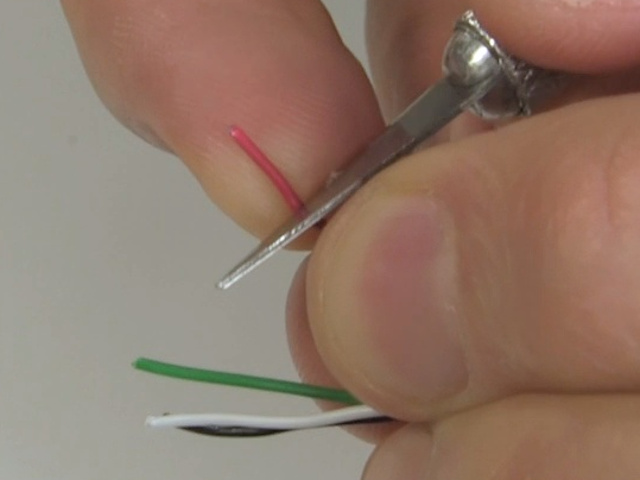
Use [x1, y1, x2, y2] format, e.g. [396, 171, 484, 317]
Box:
[146, 405, 383, 430]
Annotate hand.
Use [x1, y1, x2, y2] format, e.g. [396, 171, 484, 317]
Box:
[290, 1, 640, 478]
[62, 0, 640, 478]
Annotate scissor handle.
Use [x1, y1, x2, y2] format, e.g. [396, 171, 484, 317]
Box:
[443, 11, 564, 120]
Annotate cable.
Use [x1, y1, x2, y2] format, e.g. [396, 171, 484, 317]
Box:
[134, 359, 386, 439]
[133, 358, 360, 405]
[146, 405, 389, 437]
[179, 416, 393, 438]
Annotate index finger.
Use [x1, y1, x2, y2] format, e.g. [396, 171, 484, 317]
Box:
[61, 0, 383, 238]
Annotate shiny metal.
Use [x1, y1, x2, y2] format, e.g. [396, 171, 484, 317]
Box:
[450, 11, 564, 119]
[217, 10, 561, 290]
[217, 79, 494, 290]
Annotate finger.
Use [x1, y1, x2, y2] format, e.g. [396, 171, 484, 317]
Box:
[61, 0, 383, 238]
[306, 94, 640, 420]
[286, 258, 339, 394]
[365, 0, 463, 120]
[366, 0, 640, 122]
[362, 423, 433, 480]
[286, 258, 400, 443]
[363, 394, 640, 480]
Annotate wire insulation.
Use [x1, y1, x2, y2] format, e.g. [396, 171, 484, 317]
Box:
[229, 125, 307, 217]
[178, 416, 393, 438]
[146, 405, 383, 430]
[133, 358, 360, 405]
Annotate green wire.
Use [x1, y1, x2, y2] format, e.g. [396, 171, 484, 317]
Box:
[133, 357, 361, 405]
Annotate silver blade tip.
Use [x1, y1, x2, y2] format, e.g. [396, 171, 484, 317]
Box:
[216, 269, 246, 290]
[217, 254, 266, 290]
[216, 276, 235, 290]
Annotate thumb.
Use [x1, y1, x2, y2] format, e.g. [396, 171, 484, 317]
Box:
[305, 94, 640, 420]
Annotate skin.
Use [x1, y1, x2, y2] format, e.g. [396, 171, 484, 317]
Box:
[62, 0, 640, 478]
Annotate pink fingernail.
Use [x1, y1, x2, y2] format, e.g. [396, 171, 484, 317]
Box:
[357, 197, 468, 403]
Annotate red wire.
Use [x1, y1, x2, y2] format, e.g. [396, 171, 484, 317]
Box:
[229, 126, 307, 218]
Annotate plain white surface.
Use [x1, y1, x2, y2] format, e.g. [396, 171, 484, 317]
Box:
[0, 1, 373, 479]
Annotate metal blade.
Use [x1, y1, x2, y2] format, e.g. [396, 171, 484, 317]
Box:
[217, 75, 496, 289]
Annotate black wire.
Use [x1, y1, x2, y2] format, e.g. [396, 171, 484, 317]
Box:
[180, 426, 285, 437]
[178, 416, 394, 438]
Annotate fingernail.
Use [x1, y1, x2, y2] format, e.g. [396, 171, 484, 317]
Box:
[339, 196, 468, 407]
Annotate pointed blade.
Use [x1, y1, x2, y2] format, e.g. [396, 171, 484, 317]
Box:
[217, 76, 495, 289]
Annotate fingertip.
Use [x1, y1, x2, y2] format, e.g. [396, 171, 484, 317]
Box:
[63, 0, 384, 240]
[473, 0, 640, 72]
[362, 424, 433, 480]
[286, 256, 349, 403]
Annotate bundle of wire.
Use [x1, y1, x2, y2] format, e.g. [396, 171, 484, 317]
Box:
[134, 358, 391, 438]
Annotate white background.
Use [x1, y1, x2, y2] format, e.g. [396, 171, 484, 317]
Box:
[0, 1, 373, 479]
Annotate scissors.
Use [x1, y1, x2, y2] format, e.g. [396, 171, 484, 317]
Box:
[218, 10, 562, 290]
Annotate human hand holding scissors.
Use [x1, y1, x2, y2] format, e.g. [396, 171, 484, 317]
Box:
[63, 0, 640, 477]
